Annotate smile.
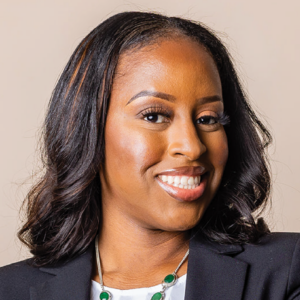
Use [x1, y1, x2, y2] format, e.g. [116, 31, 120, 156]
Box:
[156, 174, 207, 202]
[158, 175, 201, 189]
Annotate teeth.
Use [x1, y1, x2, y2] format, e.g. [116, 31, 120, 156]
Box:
[158, 175, 201, 189]
[167, 176, 174, 184]
[188, 177, 194, 185]
[174, 176, 181, 184]
[181, 176, 188, 185]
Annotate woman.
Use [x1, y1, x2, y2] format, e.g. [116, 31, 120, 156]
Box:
[0, 11, 299, 300]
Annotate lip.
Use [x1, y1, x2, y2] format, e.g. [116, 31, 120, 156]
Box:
[157, 166, 205, 177]
[156, 166, 208, 202]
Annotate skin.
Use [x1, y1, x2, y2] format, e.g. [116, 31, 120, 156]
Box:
[94, 36, 229, 289]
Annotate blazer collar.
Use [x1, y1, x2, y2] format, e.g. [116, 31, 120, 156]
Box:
[185, 228, 248, 300]
[189, 227, 244, 255]
[30, 245, 94, 300]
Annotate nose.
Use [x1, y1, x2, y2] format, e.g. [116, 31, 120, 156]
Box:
[167, 119, 206, 160]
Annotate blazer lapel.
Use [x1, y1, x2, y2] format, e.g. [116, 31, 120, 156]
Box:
[30, 246, 94, 300]
[185, 230, 248, 300]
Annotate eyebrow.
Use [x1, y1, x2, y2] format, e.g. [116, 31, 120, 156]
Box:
[126, 90, 176, 105]
[126, 90, 222, 105]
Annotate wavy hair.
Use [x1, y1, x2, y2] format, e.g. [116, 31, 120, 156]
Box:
[18, 11, 272, 266]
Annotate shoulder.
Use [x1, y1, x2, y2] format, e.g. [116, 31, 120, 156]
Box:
[190, 230, 300, 299]
[241, 232, 300, 258]
[0, 258, 53, 300]
[238, 232, 300, 273]
[192, 230, 300, 265]
[0, 245, 94, 300]
[240, 232, 300, 299]
[258, 231, 300, 245]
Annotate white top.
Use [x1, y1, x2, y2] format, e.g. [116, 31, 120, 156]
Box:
[90, 274, 187, 300]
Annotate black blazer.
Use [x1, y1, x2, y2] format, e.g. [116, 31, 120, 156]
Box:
[1, 231, 300, 300]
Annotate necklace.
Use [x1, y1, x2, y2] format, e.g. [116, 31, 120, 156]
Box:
[95, 234, 189, 300]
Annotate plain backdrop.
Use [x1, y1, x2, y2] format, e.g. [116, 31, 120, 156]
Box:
[1, 0, 300, 267]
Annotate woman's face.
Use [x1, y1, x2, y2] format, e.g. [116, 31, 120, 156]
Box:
[100, 37, 228, 231]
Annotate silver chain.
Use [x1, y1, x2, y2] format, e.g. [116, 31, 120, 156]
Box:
[95, 234, 105, 290]
[174, 248, 189, 274]
[95, 234, 189, 294]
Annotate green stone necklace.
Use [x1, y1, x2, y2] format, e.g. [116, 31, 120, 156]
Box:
[95, 234, 189, 300]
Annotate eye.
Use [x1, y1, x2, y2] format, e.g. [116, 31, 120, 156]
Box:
[143, 113, 167, 123]
[195, 112, 230, 131]
[196, 115, 219, 125]
[140, 106, 172, 124]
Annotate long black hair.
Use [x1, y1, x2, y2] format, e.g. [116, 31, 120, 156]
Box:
[18, 11, 272, 266]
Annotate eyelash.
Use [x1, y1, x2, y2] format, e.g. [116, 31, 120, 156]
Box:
[141, 105, 172, 122]
[196, 112, 230, 126]
[140, 105, 230, 127]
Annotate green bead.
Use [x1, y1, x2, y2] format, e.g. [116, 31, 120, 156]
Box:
[164, 274, 175, 284]
[151, 292, 163, 300]
[100, 291, 110, 300]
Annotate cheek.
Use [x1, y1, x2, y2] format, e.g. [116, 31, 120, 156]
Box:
[104, 120, 164, 177]
[207, 130, 229, 170]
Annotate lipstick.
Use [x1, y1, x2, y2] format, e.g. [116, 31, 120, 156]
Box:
[156, 166, 207, 202]
[157, 166, 205, 177]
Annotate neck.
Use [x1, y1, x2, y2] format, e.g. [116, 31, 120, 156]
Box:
[92, 210, 190, 289]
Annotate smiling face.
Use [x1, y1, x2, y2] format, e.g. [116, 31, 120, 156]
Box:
[99, 37, 228, 231]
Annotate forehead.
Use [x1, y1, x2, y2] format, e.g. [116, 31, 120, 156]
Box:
[112, 37, 222, 98]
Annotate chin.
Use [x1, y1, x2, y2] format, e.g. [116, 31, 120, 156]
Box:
[158, 215, 202, 232]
